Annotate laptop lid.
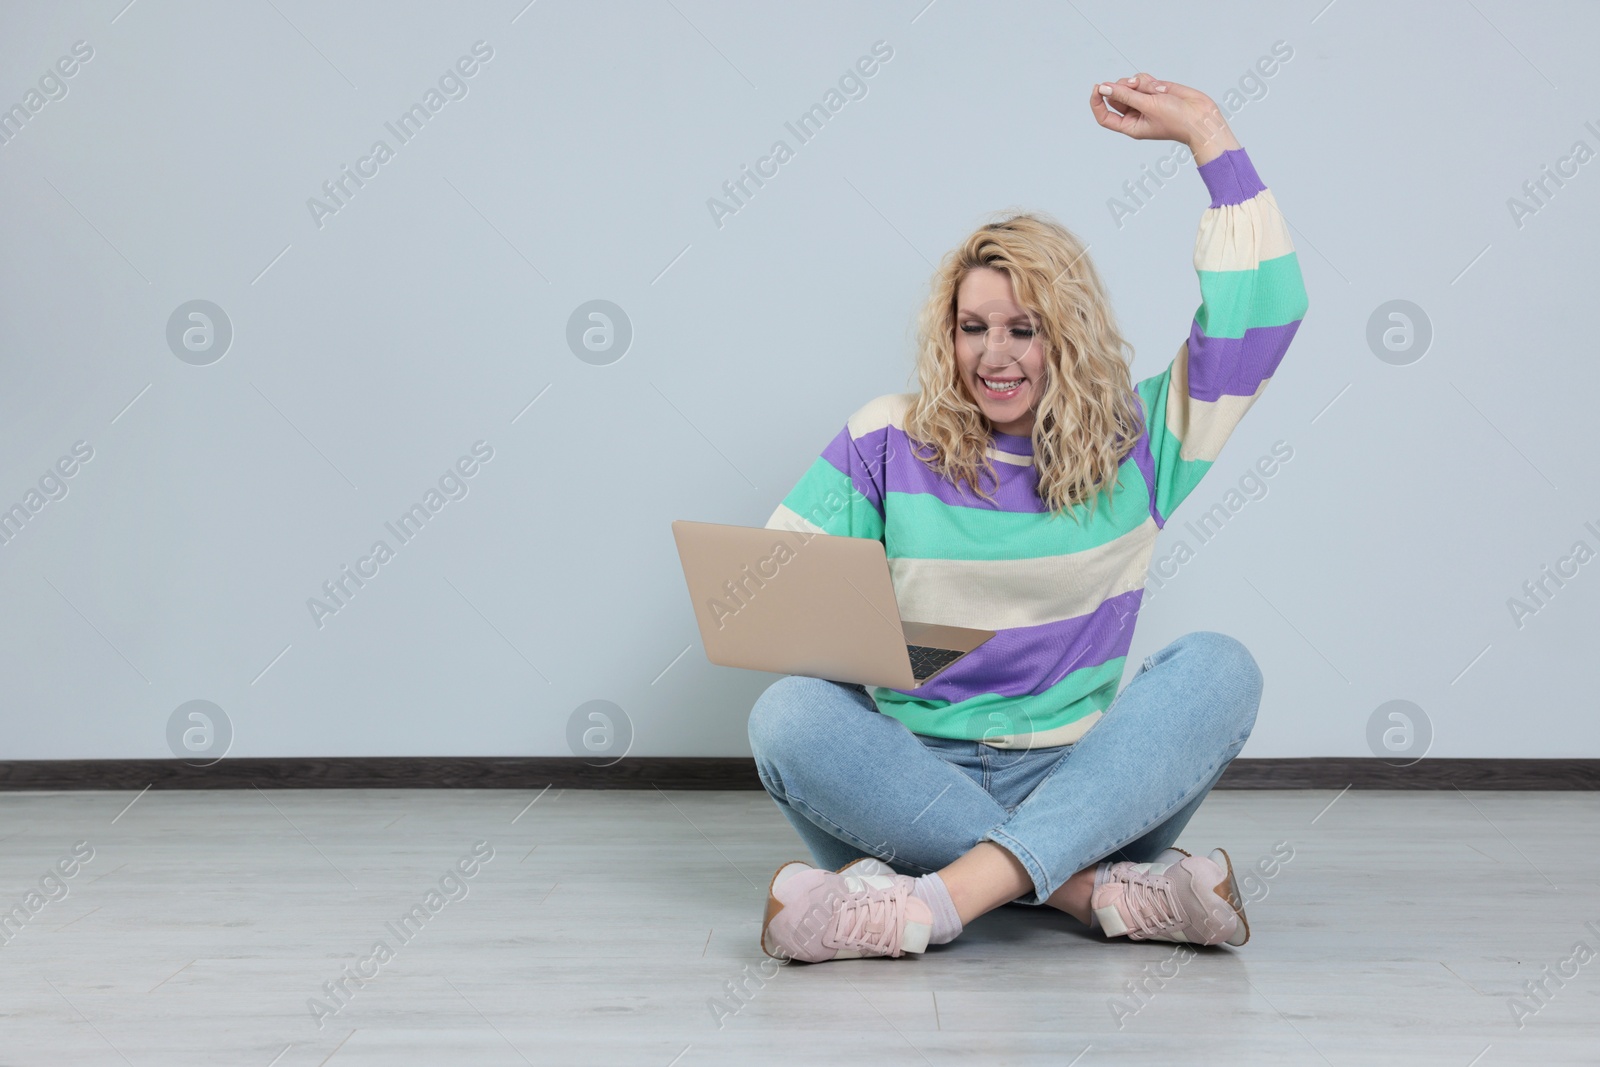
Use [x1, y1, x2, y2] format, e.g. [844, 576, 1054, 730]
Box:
[671, 520, 991, 688]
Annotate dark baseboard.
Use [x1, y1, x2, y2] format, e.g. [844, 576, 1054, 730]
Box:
[0, 757, 1595, 791]
[1214, 758, 1600, 790]
[0, 758, 760, 791]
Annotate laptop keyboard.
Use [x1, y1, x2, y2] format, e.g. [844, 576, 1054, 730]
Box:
[907, 644, 964, 682]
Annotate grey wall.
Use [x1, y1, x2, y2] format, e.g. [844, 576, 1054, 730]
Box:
[2, 0, 1596, 762]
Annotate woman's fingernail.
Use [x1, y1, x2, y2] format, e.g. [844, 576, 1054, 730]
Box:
[1098, 83, 1113, 94]
[1156, 85, 1167, 92]
[1126, 77, 1137, 84]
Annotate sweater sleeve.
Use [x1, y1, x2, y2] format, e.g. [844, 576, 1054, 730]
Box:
[763, 415, 891, 542]
[1133, 146, 1309, 526]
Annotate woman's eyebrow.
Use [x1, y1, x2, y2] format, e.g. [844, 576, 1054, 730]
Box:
[956, 309, 1035, 321]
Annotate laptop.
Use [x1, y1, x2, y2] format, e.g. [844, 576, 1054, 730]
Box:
[671, 519, 995, 688]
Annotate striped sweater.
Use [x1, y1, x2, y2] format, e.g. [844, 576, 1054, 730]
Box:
[764, 145, 1309, 748]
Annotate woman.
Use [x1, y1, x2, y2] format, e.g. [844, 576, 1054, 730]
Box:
[751, 74, 1309, 962]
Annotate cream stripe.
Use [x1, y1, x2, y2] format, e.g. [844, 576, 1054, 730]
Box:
[979, 710, 1103, 749]
[1164, 341, 1269, 463]
[888, 516, 1160, 631]
[1194, 188, 1293, 272]
[846, 392, 915, 437]
[764, 503, 827, 534]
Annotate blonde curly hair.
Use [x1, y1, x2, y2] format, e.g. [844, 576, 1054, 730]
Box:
[902, 211, 1147, 523]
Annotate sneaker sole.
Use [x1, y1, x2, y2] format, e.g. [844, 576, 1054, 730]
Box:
[760, 861, 814, 961]
[1208, 847, 1251, 947]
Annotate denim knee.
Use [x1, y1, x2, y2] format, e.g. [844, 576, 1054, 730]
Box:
[1180, 630, 1263, 738]
[748, 675, 842, 770]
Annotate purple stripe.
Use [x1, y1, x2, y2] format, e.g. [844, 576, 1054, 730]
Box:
[881, 426, 1048, 513]
[989, 430, 1032, 455]
[1197, 147, 1266, 208]
[1186, 319, 1303, 402]
[889, 588, 1144, 703]
[1128, 430, 1163, 530]
[821, 426, 886, 513]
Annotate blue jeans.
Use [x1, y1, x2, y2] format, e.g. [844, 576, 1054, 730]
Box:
[748, 630, 1262, 905]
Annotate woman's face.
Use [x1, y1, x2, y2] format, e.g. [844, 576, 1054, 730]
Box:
[954, 267, 1045, 437]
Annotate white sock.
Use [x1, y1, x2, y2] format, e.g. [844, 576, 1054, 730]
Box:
[1086, 861, 1114, 934]
[910, 873, 963, 945]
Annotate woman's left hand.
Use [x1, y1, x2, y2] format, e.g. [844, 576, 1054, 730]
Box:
[1090, 74, 1237, 159]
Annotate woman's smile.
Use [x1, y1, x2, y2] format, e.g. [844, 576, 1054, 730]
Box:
[977, 372, 1028, 402]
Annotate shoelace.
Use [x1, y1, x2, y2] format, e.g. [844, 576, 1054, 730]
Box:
[1113, 866, 1187, 938]
[824, 884, 909, 955]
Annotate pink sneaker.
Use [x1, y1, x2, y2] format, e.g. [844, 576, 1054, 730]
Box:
[761, 861, 933, 963]
[1155, 846, 1250, 946]
[1091, 849, 1248, 946]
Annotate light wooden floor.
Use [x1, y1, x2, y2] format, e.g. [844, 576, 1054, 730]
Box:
[1, 787, 1597, 1066]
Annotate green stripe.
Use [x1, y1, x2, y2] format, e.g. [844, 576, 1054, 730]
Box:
[778, 456, 884, 540]
[882, 469, 1150, 561]
[1134, 370, 1212, 520]
[1194, 251, 1307, 339]
[1152, 454, 1210, 521]
[872, 655, 1126, 740]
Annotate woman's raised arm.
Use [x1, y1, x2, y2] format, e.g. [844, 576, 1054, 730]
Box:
[1095, 75, 1311, 525]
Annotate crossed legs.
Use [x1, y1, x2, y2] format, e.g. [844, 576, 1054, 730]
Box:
[749, 631, 1263, 931]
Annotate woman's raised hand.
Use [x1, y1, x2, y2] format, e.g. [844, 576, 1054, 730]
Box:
[1089, 74, 1238, 162]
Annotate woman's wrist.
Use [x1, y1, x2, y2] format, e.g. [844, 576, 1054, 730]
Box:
[1186, 112, 1241, 167]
